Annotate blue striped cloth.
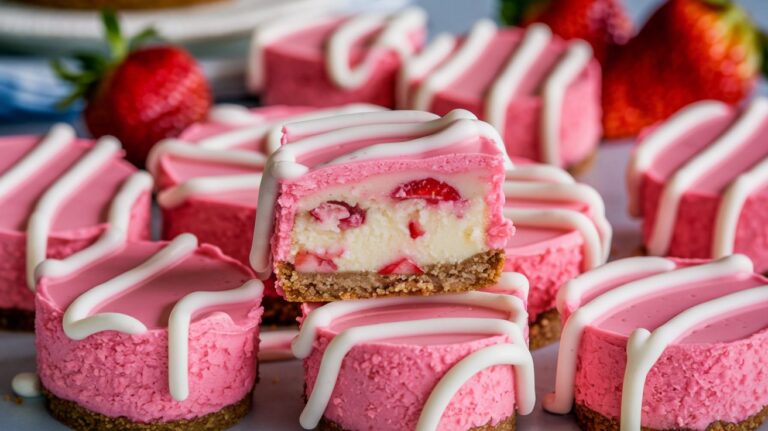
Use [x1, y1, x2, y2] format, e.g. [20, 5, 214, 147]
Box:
[0, 58, 82, 121]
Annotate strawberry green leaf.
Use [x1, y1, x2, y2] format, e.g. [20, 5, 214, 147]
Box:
[128, 27, 161, 51]
[101, 9, 127, 61]
[498, 0, 549, 26]
[50, 59, 82, 83]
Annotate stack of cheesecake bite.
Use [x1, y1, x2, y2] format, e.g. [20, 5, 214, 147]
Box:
[248, 108, 540, 430]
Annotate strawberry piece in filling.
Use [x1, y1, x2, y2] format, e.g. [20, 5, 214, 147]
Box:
[391, 178, 461, 205]
[309, 201, 366, 230]
[378, 257, 424, 275]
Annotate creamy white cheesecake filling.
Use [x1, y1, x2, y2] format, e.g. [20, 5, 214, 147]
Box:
[289, 172, 491, 273]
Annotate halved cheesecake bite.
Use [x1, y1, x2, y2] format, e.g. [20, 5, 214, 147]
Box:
[544, 255, 768, 430]
[147, 103, 384, 324]
[504, 160, 611, 349]
[629, 97, 768, 272]
[0, 123, 151, 331]
[294, 272, 534, 431]
[398, 20, 601, 170]
[250, 109, 514, 302]
[36, 234, 263, 430]
[247, 7, 427, 108]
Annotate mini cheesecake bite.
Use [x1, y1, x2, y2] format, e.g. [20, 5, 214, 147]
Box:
[35, 234, 263, 430]
[250, 109, 513, 302]
[248, 7, 427, 108]
[294, 272, 535, 431]
[629, 97, 768, 272]
[398, 20, 601, 170]
[148, 103, 384, 324]
[544, 255, 768, 431]
[503, 161, 611, 349]
[0, 123, 151, 331]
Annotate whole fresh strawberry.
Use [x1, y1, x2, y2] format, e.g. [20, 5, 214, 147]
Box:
[54, 10, 211, 166]
[602, 0, 763, 139]
[499, 0, 632, 63]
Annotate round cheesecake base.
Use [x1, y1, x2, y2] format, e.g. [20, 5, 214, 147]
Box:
[574, 402, 768, 431]
[0, 307, 34, 332]
[43, 387, 252, 431]
[261, 296, 301, 327]
[529, 308, 562, 350]
[318, 414, 517, 431]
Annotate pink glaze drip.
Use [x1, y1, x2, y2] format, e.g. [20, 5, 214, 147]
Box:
[302, 300, 520, 431]
[35, 241, 262, 422]
[0, 135, 150, 311]
[569, 260, 768, 429]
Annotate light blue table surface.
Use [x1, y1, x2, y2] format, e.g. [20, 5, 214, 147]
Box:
[1, 1, 767, 431]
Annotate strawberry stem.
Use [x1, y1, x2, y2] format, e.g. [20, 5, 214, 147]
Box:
[498, 0, 550, 26]
[51, 8, 161, 110]
[101, 9, 128, 61]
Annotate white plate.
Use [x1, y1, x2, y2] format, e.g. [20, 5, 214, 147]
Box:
[0, 0, 343, 53]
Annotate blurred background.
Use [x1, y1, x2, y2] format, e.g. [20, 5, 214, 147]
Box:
[0, 0, 765, 133]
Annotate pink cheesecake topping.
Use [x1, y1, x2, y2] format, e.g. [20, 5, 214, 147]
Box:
[36, 234, 263, 422]
[503, 160, 611, 321]
[248, 8, 426, 93]
[0, 124, 151, 311]
[545, 255, 768, 429]
[249, 109, 514, 279]
[399, 21, 599, 167]
[629, 98, 768, 270]
[293, 272, 534, 430]
[148, 104, 385, 209]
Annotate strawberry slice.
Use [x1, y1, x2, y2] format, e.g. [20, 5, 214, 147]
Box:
[294, 251, 339, 273]
[391, 178, 461, 205]
[408, 220, 425, 239]
[378, 257, 424, 275]
[309, 201, 366, 230]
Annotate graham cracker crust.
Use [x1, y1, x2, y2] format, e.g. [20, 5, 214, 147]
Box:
[276, 249, 506, 302]
[575, 402, 768, 431]
[43, 387, 252, 431]
[318, 414, 516, 430]
[529, 308, 562, 350]
[261, 296, 300, 326]
[0, 307, 34, 332]
[567, 149, 598, 177]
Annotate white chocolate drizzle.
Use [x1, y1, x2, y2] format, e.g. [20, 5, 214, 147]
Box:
[36, 171, 153, 281]
[248, 8, 426, 92]
[629, 98, 768, 258]
[410, 20, 497, 113]
[1, 127, 152, 291]
[626, 101, 730, 217]
[293, 274, 534, 430]
[60, 233, 264, 401]
[417, 343, 535, 431]
[504, 164, 612, 267]
[621, 285, 768, 430]
[544, 254, 757, 430]
[485, 24, 552, 137]
[12, 372, 41, 398]
[249, 109, 512, 278]
[147, 104, 384, 209]
[400, 22, 593, 167]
